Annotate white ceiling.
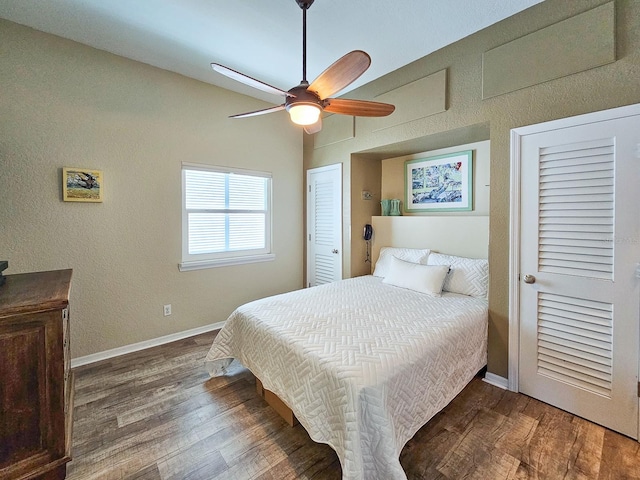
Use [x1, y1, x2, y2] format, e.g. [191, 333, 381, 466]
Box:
[0, 0, 544, 103]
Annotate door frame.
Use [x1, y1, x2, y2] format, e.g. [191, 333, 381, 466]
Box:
[306, 163, 343, 287]
[508, 103, 640, 406]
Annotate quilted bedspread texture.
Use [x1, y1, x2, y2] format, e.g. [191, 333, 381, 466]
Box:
[205, 275, 488, 480]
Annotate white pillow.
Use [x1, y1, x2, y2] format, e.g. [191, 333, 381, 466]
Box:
[382, 256, 450, 297]
[427, 253, 488, 298]
[372, 247, 430, 278]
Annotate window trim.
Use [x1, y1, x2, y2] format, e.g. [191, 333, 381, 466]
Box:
[179, 162, 274, 271]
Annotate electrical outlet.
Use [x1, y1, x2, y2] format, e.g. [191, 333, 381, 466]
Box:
[163, 304, 172, 316]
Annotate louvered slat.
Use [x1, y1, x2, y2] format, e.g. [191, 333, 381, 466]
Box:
[540, 193, 613, 203]
[315, 180, 335, 246]
[539, 223, 613, 233]
[538, 138, 613, 158]
[537, 292, 613, 397]
[315, 254, 335, 285]
[538, 340, 611, 366]
[539, 310, 611, 330]
[540, 237, 611, 248]
[541, 216, 612, 225]
[539, 202, 613, 211]
[540, 160, 613, 176]
[541, 209, 612, 218]
[539, 252, 611, 266]
[540, 292, 612, 315]
[538, 138, 614, 279]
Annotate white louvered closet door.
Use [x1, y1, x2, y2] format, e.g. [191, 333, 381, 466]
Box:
[519, 113, 640, 439]
[306, 164, 342, 287]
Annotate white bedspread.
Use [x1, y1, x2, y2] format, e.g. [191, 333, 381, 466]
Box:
[205, 275, 488, 480]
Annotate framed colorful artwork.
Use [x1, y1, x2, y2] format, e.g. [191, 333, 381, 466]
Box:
[405, 150, 473, 212]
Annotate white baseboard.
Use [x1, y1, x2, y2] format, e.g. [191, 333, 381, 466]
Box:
[482, 372, 509, 390]
[71, 321, 225, 369]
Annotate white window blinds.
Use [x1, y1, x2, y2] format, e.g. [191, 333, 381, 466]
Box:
[180, 164, 273, 270]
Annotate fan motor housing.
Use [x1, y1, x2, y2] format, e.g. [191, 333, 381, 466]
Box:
[285, 83, 323, 111]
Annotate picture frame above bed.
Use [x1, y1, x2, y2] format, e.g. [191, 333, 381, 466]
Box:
[405, 150, 473, 212]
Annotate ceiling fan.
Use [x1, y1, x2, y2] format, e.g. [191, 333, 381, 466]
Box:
[211, 0, 395, 134]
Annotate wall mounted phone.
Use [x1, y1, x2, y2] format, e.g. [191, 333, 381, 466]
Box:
[363, 224, 373, 241]
[363, 224, 373, 263]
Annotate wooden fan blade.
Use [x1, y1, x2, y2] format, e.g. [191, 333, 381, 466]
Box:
[230, 104, 286, 119]
[212, 63, 293, 98]
[304, 117, 322, 134]
[323, 98, 395, 117]
[308, 50, 371, 99]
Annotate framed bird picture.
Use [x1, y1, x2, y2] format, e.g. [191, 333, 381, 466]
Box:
[62, 167, 103, 202]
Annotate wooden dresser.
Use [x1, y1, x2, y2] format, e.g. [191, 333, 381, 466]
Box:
[0, 269, 74, 480]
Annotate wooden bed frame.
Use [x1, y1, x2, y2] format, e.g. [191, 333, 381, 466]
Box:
[256, 377, 298, 426]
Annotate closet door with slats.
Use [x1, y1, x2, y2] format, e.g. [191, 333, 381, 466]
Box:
[306, 164, 342, 287]
[519, 114, 640, 439]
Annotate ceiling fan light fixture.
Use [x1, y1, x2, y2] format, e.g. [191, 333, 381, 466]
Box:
[211, 0, 394, 133]
[288, 103, 321, 125]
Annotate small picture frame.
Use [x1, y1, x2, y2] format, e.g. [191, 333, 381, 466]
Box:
[63, 167, 103, 202]
[405, 150, 473, 212]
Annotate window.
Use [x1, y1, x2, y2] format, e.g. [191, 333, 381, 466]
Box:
[179, 163, 273, 271]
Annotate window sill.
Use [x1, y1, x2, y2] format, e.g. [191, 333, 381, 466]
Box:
[179, 253, 275, 271]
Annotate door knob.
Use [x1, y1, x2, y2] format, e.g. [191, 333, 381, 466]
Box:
[523, 274, 536, 284]
[332, 249, 339, 254]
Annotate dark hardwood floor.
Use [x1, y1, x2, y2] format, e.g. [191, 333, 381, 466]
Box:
[67, 331, 640, 480]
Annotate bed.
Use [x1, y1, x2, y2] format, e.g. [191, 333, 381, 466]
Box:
[205, 216, 489, 480]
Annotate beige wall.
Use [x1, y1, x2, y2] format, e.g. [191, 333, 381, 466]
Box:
[304, 0, 640, 377]
[350, 157, 381, 277]
[0, 20, 304, 359]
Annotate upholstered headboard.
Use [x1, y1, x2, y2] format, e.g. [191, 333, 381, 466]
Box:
[370, 216, 489, 271]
